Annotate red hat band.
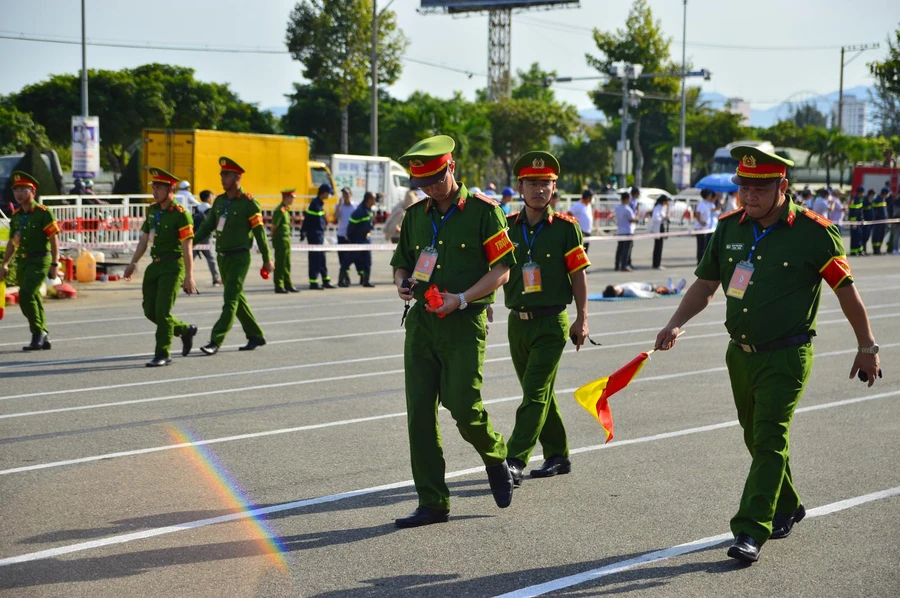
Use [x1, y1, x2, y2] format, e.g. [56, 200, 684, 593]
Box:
[735, 156, 786, 179]
[517, 166, 558, 180]
[11, 175, 37, 191]
[409, 153, 452, 178]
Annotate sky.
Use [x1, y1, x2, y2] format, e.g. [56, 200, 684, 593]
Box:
[1, 0, 898, 114]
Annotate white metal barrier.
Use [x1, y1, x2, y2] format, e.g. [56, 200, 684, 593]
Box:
[40, 195, 150, 251]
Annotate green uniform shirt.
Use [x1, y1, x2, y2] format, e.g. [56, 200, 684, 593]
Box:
[9, 203, 59, 255]
[390, 184, 517, 305]
[194, 188, 271, 261]
[271, 205, 292, 241]
[141, 202, 194, 259]
[696, 200, 853, 345]
[503, 208, 590, 309]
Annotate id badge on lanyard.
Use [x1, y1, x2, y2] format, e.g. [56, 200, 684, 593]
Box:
[522, 262, 542, 293]
[413, 246, 438, 282]
[726, 261, 754, 299]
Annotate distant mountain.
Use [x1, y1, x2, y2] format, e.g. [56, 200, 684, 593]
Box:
[700, 86, 876, 128]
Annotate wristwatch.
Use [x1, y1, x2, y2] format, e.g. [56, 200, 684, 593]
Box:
[457, 293, 468, 310]
[858, 344, 879, 355]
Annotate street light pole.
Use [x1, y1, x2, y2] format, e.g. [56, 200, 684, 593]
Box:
[679, 0, 687, 155]
[81, 0, 88, 117]
[837, 43, 879, 133]
[370, 0, 378, 156]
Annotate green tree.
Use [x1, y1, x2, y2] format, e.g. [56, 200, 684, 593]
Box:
[285, 0, 408, 153]
[586, 0, 681, 187]
[489, 98, 578, 184]
[868, 26, 900, 136]
[791, 102, 828, 129]
[805, 128, 851, 187]
[557, 124, 612, 192]
[2, 145, 60, 208]
[684, 108, 751, 176]
[281, 83, 372, 154]
[0, 103, 52, 154]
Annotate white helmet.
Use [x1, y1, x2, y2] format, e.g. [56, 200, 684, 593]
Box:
[178, 180, 191, 190]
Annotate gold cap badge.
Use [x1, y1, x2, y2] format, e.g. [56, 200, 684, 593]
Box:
[533, 158, 545, 169]
[741, 155, 756, 169]
[410, 160, 423, 168]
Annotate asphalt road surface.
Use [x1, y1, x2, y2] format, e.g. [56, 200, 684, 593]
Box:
[1, 236, 898, 597]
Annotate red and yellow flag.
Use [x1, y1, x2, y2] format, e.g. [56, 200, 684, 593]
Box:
[574, 352, 649, 443]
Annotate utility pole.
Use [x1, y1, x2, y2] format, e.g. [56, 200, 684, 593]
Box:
[677, 0, 689, 190]
[837, 43, 878, 132]
[81, 0, 88, 116]
[370, 0, 378, 156]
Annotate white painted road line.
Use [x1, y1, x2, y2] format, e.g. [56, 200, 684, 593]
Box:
[491, 486, 900, 598]
[0, 388, 897, 566]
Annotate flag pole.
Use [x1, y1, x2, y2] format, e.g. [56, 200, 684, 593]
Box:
[646, 329, 686, 357]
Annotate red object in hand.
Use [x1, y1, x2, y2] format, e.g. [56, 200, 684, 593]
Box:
[260, 267, 270, 280]
[425, 284, 446, 318]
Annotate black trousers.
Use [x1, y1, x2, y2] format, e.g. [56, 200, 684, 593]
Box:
[337, 236, 350, 271]
[615, 238, 633, 270]
[696, 232, 712, 264]
[652, 222, 665, 268]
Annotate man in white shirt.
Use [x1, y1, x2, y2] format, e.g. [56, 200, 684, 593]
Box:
[334, 187, 357, 287]
[175, 180, 201, 210]
[693, 189, 718, 264]
[812, 188, 830, 217]
[569, 189, 595, 253]
[614, 192, 637, 271]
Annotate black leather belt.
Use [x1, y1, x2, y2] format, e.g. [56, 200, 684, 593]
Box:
[19, 251, 49, 258]
[731, 333, 813, 354]
[152, 255, 182, 263]
[512, 305, 566, 321]
[218, 247, 249, 256]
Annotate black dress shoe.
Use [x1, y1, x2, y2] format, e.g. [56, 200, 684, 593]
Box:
[486, 461, 514, 508]
[239, 336, 266, 351]
[771, 504, 806, 540]
[322, 281, 336, 289]
[727, 533, 760, 562]
[146, 355, 172, 367]
[287, 286, 300, 293]
[394, 506, 450, 528]
[23, 333, 50, 351]
[507, 458, 526, 488]
[181, 325, 198, 357]
[309, 283, 322, 290]
[200, 342, 219, 355]
[274, 287, 289, 294]
[530, 455, 572, 478]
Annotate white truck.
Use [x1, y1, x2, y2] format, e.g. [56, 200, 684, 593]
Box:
[330, 154, 410, 206]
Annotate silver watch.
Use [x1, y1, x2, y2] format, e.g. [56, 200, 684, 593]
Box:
[858, 344, 879, 355]
[458, 293, 468, 310]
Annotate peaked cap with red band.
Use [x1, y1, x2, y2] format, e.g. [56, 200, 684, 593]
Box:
[731, 145, 794, 185]
[219, 156, 245, 174]
[148, 167, 179, 186]
[10, 171, 38, 191]
[513, 150, 560, 181]
[398, 135, 455, 188]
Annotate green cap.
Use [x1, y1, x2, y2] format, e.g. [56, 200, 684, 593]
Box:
[148, 167, 179, 186]
[219, 156, 245, 174]
[731, 145, 794, 184]
[281, 188, 296, 195]
[398, 135, 455, 187]
[10, 171, 39, 191]
[513, 151, 560, 180]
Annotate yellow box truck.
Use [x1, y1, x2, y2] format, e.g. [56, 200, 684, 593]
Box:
[141, 129, 337, 213]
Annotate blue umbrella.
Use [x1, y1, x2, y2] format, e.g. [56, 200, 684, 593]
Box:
[695, 173, 738, 193]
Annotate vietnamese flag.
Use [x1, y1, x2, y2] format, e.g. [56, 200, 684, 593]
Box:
[574, 352, 650, 443]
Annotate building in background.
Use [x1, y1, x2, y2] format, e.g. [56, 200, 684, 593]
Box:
[834, 95, 868, 137]
[725, 98, 751, 126]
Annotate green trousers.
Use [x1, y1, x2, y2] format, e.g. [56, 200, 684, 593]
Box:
[16, 255, 50, 335]
[210, 251, 264, 347]
[726, 341, 812, 545]
[506, 311, 570, 463]
[142, 259, 190, 358]
[404, 302, 507, 511]
[272, 237, 293, 290]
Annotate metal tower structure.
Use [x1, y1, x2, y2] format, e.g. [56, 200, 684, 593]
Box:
[487, 9, 512, 101]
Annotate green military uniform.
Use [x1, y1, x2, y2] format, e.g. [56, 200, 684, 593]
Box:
[140, 169, 195, 359]
[391, 136, 517, 513]
[6, 172, 59, 343]
[194, 157, 272, 348]
[271, 191, 295, 292]
[696, 146, 854, 548]
[503, 152, 590, 467]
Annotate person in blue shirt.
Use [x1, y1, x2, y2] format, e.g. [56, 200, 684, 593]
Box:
[346, 191, 377, 287]
[300, 184, 335, 289]
[500, 187, 515, 215]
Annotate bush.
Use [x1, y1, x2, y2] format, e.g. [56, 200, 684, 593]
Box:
[1, 145, 60, 206]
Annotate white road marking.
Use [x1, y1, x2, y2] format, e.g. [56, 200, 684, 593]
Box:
[0, 389, 896, 566]
[492, 486, 900, 598]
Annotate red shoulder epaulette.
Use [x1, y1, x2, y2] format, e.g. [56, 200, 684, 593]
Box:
[173, 204, 185, 213]
[554, 212, 578, 225]
[718, 208, 744, 221]
[801, 208, 833, 227]
[241, 191, 255, 201]
[507, 211, 520, 221]
[474, 192, 499, 207]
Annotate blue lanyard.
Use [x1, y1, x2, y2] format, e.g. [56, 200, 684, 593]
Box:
[747, 223, 775, 261]
[521, 221, 545, 261]
[430, 204, 456, 246]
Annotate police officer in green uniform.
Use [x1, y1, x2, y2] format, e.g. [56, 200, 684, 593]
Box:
[502, 151, 590, 486]
[0, 171, 60, 351]
[194, 157, 273, 354]
[272, 188, 299, 293]
[655, 146, 882, 563]
[124, 168, 198, 367]
[391, 135, 517, 527]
